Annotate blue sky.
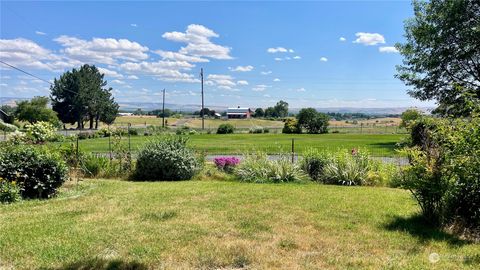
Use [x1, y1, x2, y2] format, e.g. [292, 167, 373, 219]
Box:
[0, 0, 434, 109]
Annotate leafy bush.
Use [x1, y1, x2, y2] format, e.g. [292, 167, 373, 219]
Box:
[0, 120, 18, 132]
[134, 136, 202, 181]
[217, 123, 235, 134]
[263, 128, 270, 133]
[128, 128, 139, 136]
[0, 145, 68, 199]
[25, 121, 57, 143]
[300, 149, 332, 182]
[0, 177, 21, 204]
[400, 117, 480, 230]
[214, 157, 240, 173]
[234, 153, 307, 183]
[282, 118, 301, 134]
[176, 126, 191, 135]
[81, 154, 109, 177]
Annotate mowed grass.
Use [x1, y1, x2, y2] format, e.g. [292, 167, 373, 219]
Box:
[1, 180, 478, 269]
[71, 133, 405, 156]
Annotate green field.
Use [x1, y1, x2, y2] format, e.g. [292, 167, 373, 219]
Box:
[0, 180, 477, 269]
[67, 133, 406, 156]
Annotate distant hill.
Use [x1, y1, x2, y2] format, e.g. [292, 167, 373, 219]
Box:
[1, 97, 434, 115]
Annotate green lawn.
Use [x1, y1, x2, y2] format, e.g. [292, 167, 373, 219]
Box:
[68, 133, 405, 156]
[0, 180, 478, 269]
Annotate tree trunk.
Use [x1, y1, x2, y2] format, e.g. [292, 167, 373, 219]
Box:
[95, 114, 100, 129]
[89, 115, 94, 130]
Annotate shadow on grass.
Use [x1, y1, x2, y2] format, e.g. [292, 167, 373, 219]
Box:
[384, 214, 470, 246]
[39, 258, 148, 270]
[369, 142, 398, 150]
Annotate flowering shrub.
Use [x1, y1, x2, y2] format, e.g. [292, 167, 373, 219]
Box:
[214, 157, 240, 173]
[25, 121, 57, 143]
[0, 177, 21, 204]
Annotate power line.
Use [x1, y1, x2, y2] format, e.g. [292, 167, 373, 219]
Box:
[0, 60, 53, 85]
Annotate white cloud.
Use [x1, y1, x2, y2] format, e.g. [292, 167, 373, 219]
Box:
[273, 78, 280, 82]
[35, 31, 46, 35]
[237, 80, 249, 85]
[154, 50, 209, 63]
[111, 79, 126, 85]
[98, 67, 124, 78]
[261, 71, 272, 75]
[339, 37, 346, 42]
[119, 60, 198, 83]
[162, 24, 232, 60]
[252, 84, 270, 92]
[127, 75, 139, 79]
[379, 46, 399, 53]
[206, 74, 237, 89]
[54, 35, 149, 65]
[320, 57, 328, 62]
[0, 38, 80, 71]
[229, 65, 253, 72]
[353, 32, 386, 46]
[267, 47, 294, 53]
[293, 56, 301, 59]
[274, 57, 283, 61]
[296, 87, 306, 92]
[131, 24, 138, 27]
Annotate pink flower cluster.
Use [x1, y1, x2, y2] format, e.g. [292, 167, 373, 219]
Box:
[214, 157, 241, 172]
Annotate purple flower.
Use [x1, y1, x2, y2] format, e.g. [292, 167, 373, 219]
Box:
[214, 157, 240, 172]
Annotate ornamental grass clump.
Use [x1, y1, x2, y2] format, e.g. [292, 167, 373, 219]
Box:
[234, 153, 307, 183]
[214, 157, 240, 173]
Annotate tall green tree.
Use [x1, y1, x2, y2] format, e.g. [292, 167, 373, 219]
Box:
[297, 108, 330, 134]
[396, 0, 480, 117]
[15, 96, 60, 125]
[274, 100, 289, 117]
[254, 108, 265, 118]
[51, 64, 119, 129]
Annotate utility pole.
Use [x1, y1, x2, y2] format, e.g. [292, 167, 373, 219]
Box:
[162, 88, 166, 128]
[200, 68, 205, 130]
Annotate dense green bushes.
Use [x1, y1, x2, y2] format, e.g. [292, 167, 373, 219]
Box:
[234, 153, 307, 183]
[0, 120, 18, 132]
[0, 145, 68, 199]
[282, 118, 301, 134]
[400, 117, 480, 230]
[134, 136, 202, 181]
[217, 123, 235, 134]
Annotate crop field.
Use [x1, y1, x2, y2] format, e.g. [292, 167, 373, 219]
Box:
[64, 133, 406, 157]
[1, 180, 477, 269]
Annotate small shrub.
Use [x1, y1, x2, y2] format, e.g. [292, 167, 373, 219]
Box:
[134, 136, 202, 181]
[217, 123, 235, 134]
[234, 153, 307, 183]
[128, 128, 139, 136]
[282, 118, 301, 134]
[77, 132, 91, 140]
[81, 154, 109, 177]
[263, 127, 270, 133]
[0, 145, 68, 199]
[0, 177, 21, 204]
[300, 149, 332, 182]
[214, 157, 240, 173]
